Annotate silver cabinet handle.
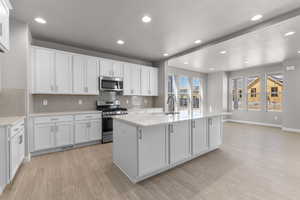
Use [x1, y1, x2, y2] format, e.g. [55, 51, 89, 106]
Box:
[131, 89, 133, 94]
[13, 127, 19, 132]
[138, 129, 142, 140]
[193, 120, 196, 128]
[51, 118, 59, 121]
[50, 126, 54, 132]
[56, 126, 59, 132]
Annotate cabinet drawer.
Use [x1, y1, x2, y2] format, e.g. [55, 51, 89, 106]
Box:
[10, 120, 25, 138]
[34, 115, 73, 124]
[75, 114, 101, 121]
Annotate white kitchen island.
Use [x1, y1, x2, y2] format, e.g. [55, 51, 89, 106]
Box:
[113, 112, 230, 183]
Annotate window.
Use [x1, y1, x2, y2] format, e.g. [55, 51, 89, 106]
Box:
[177, 76, 191, 111]
[191, 78, 202, 112]
[247, 76, 261, 110]
[250, 88, 257, 97]
[231, 78, 244, 110]
[267, 73, 283, 111]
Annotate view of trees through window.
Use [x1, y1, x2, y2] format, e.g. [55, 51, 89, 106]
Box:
[267, 73, 283, 111]
[247, 76, 261, 110]
[191, 78, 202, 112]
[177, 76, 190, 112]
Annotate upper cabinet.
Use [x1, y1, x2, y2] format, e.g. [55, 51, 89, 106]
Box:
[31, 46, 158, 96]
[73, 54, 99, 95]
[0, 0, 12, 52]
[100, 59, 124, 78]
[32, 47, 73, 94]
[123, 63, 141, 96]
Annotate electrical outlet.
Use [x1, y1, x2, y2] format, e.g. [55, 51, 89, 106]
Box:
[144, 99, 148, 104]
[274, 116, 278, 121]
[126, 100, 129, 104]
[42, 99, 48, 106]
[78, 99, 83, 105]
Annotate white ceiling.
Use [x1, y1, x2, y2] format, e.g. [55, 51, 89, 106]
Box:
[11, 0, 300, 62]
[168, 15, 300, 73]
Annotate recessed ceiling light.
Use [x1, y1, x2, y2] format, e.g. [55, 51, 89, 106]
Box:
[142, 15, 152, 23]
[34, 17, 47, 24]
[251, 14, 263, 21]
[220, 50, 227, 54]
[209, 68, 215, 71]
[184, 62, 189, 65]
[117, 40, 125, 45]
[163, 53, 169, 57]
[194, 40, 202, 44]
[284, 31, 295, 37]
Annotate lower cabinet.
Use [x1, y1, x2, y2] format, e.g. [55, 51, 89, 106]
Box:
[169, 121, 191, 164]
[208, 116, 222, 149]
[75, 120, 102, 144]
[55, 122, 73, 147]
[34, 123, 55, 151]
[138, 125, 168, 176]
[192, 118, 208, 155]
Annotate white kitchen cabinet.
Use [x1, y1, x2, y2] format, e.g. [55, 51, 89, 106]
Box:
[208, 116, 222, 149]
[113, 61, 124, 77]
[89, 120, 102, 141]
[32, 47, 55, 93]
[10, 130, 24, 180]
[34, 123, 55, 151]
[55, 122, 73, 147]
[75, 120, 102, 144]
[140, 66, 151, 96]
[0, 0, 12, 52]
[138, 125, 168, 176]
[75, 121, 89, 144]
[192, 118, 208, 155]
[55, 51, 73, 94]
[73, 54, 99, 95]
[32, 47, 74, 94]
[100, 59, 124, 78]
[169, 121, 191, 164]
[124, 63, 141, 95]
[150, 67, 158, 96]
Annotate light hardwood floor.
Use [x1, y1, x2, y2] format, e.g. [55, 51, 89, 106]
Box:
[1, 122, 300, 200]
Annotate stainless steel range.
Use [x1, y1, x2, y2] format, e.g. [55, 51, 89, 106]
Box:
[96, 100, 127, 143]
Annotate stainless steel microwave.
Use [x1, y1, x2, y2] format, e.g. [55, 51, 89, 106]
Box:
[99, 76, 123, 91]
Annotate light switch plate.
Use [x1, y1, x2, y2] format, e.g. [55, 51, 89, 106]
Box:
[42, 99, 48, 106]
[78, 99, 83, 105]
[286, 66, 296, 71]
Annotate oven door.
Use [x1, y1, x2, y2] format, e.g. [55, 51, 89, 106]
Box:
[100, 77, 123, 91]
[102, 116, 113, 143]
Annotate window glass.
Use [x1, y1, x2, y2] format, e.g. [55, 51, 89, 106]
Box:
[267, 73, 283, 111]
[177, 76, 191, 112]
[231, 78, 243, 110]
[192, 78, 202, 112]
[247, 76, 261, 110]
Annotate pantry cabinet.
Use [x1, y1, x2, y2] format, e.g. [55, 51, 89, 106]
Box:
[0, 0, 12, 52]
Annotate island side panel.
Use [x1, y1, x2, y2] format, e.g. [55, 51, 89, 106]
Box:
[113, 120, 138, 181]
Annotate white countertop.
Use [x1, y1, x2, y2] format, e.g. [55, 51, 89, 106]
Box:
[0, 116, 25, 127]
[30, 110, 101, 117]
[113, 112, 231, 127]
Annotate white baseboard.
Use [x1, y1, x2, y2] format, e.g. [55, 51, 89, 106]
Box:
[226, 119, 282, 128]
[25, 154, 31, 162]
[282, 127, 300, 133]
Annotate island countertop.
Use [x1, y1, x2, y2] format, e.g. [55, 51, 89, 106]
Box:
[113, 112, 231, 127]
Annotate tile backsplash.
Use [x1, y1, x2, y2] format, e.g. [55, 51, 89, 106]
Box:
[32, 94, 156, 113]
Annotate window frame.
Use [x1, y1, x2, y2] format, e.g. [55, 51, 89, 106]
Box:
[246, 75, 262, 111]
[266, 71, 284, 112]
[230, 76, 245, 111]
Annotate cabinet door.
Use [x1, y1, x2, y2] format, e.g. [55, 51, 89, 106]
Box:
[192, 118, 208, 155]
[138, 125, 167, 176]
[140, 66, 150, 96]
[113, 61, 124, 78]
[170, 121, 190, 164]
[75, 121, 89, 144]
[131, 64, 141, 95]
[86, 57, 99, 95]
[0, 0, 9, 51]
[34, 123, 55, 151]
[73, 55, 86, 94]
[209, 117, 222, 149]
[55, 122, 74, 147]
[150, 68, 158, 96]
[100, 59, 113, 77]
[89, 120, 102, 141]
[33, 47, 55, 93]
[55, 51, 73, 93]
[10, 133, 19, 180]
[123, 63, 132, 95]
